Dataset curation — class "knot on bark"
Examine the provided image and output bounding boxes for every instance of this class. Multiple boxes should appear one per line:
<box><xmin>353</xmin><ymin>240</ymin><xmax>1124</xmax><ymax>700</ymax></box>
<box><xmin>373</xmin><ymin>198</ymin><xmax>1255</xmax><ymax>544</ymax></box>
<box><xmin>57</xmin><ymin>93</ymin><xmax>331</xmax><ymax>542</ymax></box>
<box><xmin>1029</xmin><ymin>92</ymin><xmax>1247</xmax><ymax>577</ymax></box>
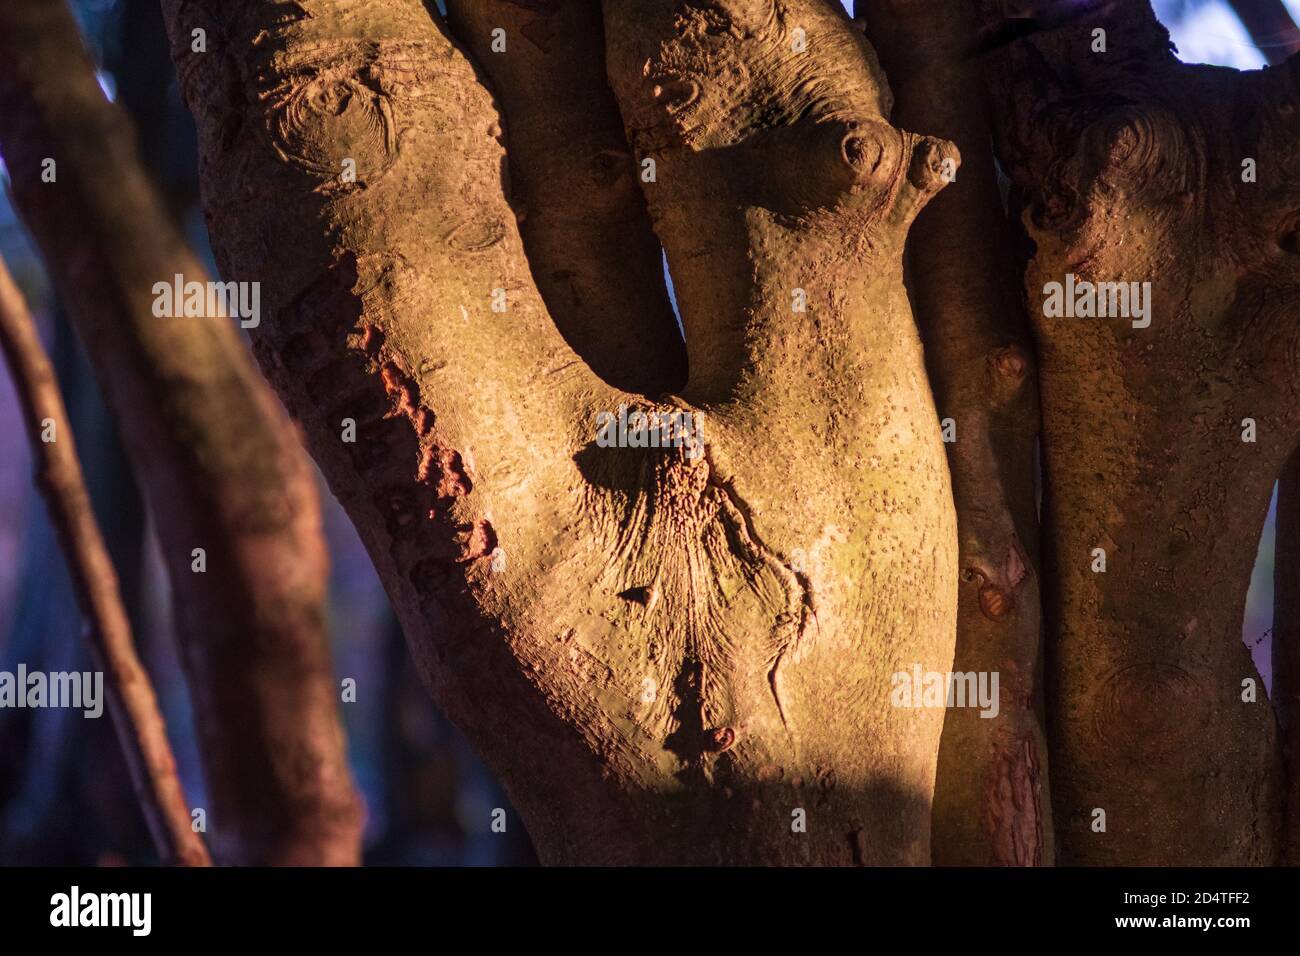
<box><xmin>1026</xmin><ymin>101</ymin><xmax>1199</xmax><ymax>239</ymax></box>
<box><xmin>1029</xmin><ymin>103</ymin><xmax>1196</xmax><ymax>229</ymax></box>
<box><xmin>766</xmin><ymin>116</ymin><xmax>903</xmax><ymax>213</ymax></box>
<box><xmin>1088</xmin><ymin>106</ymin><xmax>1190</xmax><ymax>191</ymax></box>
<box><xmin>748</xmin><ymin>115</ymin><xmax>956</xmax><ymax>225</ymax></box>
<box><xmin>979</xmin><ymin>582</ymin><xmax>1014</xmax><ymax>620</ymax></box>
<box><xmin>265</xmin><ymin>55</ymin><xmax>398</xmax><ymax>185</ymax></box>
<box><xmin>706</xmin><ymin>726</ymin><xmax>737</xmax><ymax>752</ymax></box>
<box><xmin>964</xmin><ymin>535</ymin><xmax>1030</xmax><ymax>622</ymax></box>
<box><xmin>907</xmin><ymin>135</ymin><xmax>960</xmax><ymax>194</ymax></box>
<box><xmin>1093</xmin><ymin>662</ymin><xmax>1210</xmax><ymax>764</ymax></box>
<box><xmin>614</xmin><ymin>0</ymin><xmax>889</xmax><ymax>153</ymax></box>
<box><xmin>705</xmin><ymin>0</ymin><xmax>778</xmax><ymax>34</ymax></box>
<box><xmin>989</xmin><ymin>344</ymin><xmax>1029</xmax><ymax>383</ymax></box>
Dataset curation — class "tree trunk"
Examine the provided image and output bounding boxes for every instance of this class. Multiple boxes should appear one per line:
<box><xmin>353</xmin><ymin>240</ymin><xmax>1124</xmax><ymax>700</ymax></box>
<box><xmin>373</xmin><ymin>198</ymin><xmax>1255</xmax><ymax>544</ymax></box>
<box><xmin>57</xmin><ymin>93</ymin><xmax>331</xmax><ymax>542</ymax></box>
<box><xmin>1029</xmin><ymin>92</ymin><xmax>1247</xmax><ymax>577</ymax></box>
<box><xmin>978</xmin><ymin>0</ymin><xmax>1295</xmax><ymax>864</ymax></box>
<box><xmin>160</xmin><ymin>0</ymin><xmax>959</xmax><ymax>864</ymax></box>
<box><xmin>1230</xmin><ymin>0</ymin><xmax>1300</xmax><ymax>870</ymax></box>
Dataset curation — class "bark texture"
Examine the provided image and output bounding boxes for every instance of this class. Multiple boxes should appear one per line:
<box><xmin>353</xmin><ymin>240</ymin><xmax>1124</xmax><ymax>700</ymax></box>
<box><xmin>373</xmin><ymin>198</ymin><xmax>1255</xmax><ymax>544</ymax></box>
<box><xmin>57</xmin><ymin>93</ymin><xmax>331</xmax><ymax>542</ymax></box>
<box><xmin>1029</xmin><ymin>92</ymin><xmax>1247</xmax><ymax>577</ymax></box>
<box><xmin>979</xmin><ymin>0</ymin><xmax>1298</xmax><ymax>864</ymax></box>
<box><xmin>162</xmin><ymin>0</ymin><xmax>957</xmax><ymax>864</ymax></box>
<box><xmin>0</xmin><ymin>0</ymin><xmax>362</xmax><ymax>865</ymax></box>
<box><xmin>0</xmin><ymin>255</ymin><xmax>210</xmax><ymax>867</ymax></box>
<box><xmin>1233</xmin><ymin>0</ymin><xmax>1300</xmax><ymax>870</ymax></box>
<box><xmin>858</xmin><ymin>0</ymin><xmax>1051</xmax><ymax>866</ymax></box>
<box><xmin>443</xmin><ymin>0</ymin><xmax>687</xmax><ymax>395</ymax></box>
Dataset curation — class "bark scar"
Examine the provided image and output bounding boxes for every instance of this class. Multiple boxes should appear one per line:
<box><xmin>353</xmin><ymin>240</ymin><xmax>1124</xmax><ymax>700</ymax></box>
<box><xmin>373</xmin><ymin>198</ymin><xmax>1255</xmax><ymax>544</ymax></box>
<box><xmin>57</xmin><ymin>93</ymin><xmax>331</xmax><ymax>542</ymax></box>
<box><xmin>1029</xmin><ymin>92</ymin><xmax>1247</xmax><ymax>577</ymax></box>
<box><xmin>702</xmin><ymin>448</ymin><xmax>816</xmax><ymax>741</ymax></box>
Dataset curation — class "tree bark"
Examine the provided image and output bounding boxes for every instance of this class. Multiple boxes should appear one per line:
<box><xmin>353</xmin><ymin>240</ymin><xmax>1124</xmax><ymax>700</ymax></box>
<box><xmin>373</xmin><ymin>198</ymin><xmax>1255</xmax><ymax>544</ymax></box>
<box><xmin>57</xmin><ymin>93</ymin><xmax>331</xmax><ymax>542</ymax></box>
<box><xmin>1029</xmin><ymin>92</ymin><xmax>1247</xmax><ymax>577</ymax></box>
<box><xmin>161</xmin><ymin>0</ymin><xmax>958</xmax><ymax>864</ymax></box>
<box><xmin>1233</xmin><ymin>0</ymin><xmax>1300</xmax><ymax>874</ymax></box>
<box><xmin>443</xmin><ymin>0</ymin><xmax>687</xmax><ymax>395</ymax></box>
<box><xmin>0</xmin><ymin>255</ymin><xmax>210</xmax><ymax>867</ymax></box>
<box><xmin>0</xmin><ymin>0</ymin><xmax>362</xmax><ymax>865</ymax></box>
<box><xmin>978</xmin><ymin>0</ymin><xmax>1295</xmax><ymax>864</ymax></box>
<box><xmin>858</xmin><ymin>0</ymin><xmax>1052</xmax><ymax>866</ymax></box>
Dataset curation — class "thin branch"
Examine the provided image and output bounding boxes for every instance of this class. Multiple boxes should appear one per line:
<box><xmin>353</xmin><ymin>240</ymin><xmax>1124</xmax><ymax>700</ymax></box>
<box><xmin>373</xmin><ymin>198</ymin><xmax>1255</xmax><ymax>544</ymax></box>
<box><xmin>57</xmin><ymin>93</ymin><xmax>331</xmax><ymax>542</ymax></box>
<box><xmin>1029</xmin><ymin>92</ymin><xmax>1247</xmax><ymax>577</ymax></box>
<box><xmin>0</xmin><ymin>0</ymin><xmax>361</xmax><ymax>863</ymax></box>
<box><xmin>1226</xmin><ymin>0</ymin><xmax>1300</xmax><ymax>65</ymax></box>
<box><xmin>0</xmin><ymin>255</ymin><xmax>209</xmax><ymax>867</ymax></box>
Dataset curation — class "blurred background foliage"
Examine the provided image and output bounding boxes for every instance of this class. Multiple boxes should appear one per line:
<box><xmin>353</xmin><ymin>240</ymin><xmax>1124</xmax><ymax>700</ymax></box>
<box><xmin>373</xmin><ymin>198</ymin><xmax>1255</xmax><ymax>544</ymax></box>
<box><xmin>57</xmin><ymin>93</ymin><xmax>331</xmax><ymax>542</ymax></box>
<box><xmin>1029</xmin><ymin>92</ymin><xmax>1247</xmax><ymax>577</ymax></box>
<box><xmin>0</xmin><ymin>0</ymin><xmax>1288</xmax><ymax>865</ymax></box>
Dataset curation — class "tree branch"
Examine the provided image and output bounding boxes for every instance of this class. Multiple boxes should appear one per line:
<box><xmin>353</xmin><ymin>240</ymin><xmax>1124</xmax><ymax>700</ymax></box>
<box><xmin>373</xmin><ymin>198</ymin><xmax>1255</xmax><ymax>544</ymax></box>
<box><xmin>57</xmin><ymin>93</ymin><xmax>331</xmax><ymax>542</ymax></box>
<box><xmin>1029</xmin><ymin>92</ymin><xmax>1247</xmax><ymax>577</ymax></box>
<box><xmin>858</xmin><ymin>0</ymin><xmax>1051</xmax><ymax>866</ymax></box>
<box><xmin>160</xmin><ymin>0</ymin><xmax>648</xmax><ymax>862</ymax></box>
<box><xmin>977</xmin><ymin>0</ymin><xmax>1296</xmax><ymax>863</ymax></box>
<box><xmin>0</xmin><ymin>0</ymin><xmax>361</xmax><ymax>864</ymax></box>
<box><xmin>597</xmin><ymin>0</ymin><xmax>961</xmax><ymax>862</ymax></box>
<box><xmin>443</xmin><ymin>0</ymin><xmax>687</xmax><ymax>395</ymax></box>
<box><xmin>0</xmin><ymin>255</ymin><xmax>209</xmax><ymax>867</ymax></box>
<box><xmin>1227</xmin><ymin>0</ymin><xmax>1300</xmax><ymax>65</ymax></box>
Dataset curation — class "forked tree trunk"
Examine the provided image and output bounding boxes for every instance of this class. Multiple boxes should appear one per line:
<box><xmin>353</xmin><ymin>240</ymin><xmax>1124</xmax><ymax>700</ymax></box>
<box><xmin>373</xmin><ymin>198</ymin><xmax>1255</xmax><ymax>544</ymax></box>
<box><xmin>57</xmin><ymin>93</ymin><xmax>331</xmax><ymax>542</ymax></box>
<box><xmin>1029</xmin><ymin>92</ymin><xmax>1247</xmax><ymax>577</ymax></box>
<box><xmin>159</xmin><ymin>0</ymin><xmax>959</xmax><ymax>864</ymax></box>
<box><xmin>147</xmin><ymin>0</ymin><xmax>1300</xmax><ymax>865</ymax></box>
